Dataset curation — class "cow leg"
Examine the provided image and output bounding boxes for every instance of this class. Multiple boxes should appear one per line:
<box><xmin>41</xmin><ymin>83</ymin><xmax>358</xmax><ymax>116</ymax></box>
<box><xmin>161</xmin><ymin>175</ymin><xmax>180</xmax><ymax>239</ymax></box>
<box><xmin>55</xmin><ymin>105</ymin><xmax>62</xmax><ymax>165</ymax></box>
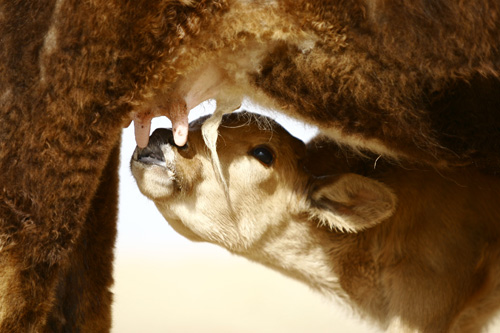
<box><xmin>44</xmin><ymin>140</ymin><xmax>120</xmax><ymax>332</ymax></box>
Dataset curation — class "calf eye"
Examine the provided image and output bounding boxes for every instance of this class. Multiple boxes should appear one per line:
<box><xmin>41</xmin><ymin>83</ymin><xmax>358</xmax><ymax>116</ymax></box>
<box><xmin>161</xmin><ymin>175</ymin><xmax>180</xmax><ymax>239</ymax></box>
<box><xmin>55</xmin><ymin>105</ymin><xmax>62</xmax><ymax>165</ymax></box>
<box><xmin>250</xmin><ymin>146</ymin><xmax>275</xmax><ymax>166</ymax></box>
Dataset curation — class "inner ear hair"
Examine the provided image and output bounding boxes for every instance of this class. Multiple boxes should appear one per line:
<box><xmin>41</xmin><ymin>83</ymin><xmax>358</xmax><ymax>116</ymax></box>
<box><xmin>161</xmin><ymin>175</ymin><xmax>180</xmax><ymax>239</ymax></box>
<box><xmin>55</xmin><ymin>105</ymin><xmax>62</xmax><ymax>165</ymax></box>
<box><xmin>308</xmin><ymin>173</ymin><xmax>397</xmax><ymax>233</ymax></box>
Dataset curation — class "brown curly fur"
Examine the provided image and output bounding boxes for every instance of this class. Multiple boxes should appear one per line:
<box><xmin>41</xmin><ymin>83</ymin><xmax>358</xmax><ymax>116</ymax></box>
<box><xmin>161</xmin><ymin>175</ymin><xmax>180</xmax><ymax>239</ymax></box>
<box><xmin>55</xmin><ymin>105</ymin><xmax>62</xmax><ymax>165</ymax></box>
<box><xmin>0</xmin><ymin>1</ymin><xmax>222</xmax><ymax>330</ymax></box>
<box><xmin>0</xmin><ymin>0</ymin><xmax>498</xmax><ymax>330</ymax></box>
<box><xmin>251</xmin><ymin>0</ymin><xmax>500</xmax><ymax>170</ymax></box>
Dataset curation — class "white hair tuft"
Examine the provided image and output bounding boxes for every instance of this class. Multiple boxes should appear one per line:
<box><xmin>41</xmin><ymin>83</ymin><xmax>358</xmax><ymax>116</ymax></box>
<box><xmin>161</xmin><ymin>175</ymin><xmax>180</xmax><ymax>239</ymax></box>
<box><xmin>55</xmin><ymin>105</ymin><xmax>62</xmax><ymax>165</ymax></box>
<box><xmin>201</xmin><ymin>96</ymin><xmax>243</xmax><ymax>202</ymax></box>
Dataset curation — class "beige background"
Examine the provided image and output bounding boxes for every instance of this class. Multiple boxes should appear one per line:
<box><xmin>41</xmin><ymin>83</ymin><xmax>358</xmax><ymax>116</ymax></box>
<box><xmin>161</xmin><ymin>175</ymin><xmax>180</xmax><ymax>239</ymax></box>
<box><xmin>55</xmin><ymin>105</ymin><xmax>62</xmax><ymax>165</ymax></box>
<box><xmin>112</xmin><ymin>247</ymin><xmax>380</xmax><ymax>333</ymax></box>
<box><xmin>112</xmin><ymin>103</ymin><xmax>500</xmax><ymax>332</ymax></box>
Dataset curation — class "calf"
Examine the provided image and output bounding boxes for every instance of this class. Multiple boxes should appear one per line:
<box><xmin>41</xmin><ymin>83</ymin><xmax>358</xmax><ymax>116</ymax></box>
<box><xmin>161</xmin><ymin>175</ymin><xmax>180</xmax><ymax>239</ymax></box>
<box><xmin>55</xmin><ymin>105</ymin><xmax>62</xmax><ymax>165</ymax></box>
<box><xmin>131</xmin><ymin>112</ymin><xmax>500</xmax><ymax>332</ymax></box>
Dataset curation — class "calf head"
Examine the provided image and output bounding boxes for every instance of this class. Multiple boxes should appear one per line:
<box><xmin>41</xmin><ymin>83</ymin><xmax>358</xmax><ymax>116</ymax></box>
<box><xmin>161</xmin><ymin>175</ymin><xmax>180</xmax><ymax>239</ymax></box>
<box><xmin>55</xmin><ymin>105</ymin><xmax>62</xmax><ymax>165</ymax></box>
<box><xmin>131</xmin><ymin>112</ymin><xmax>396</xmax><ymax>251</ymax></box>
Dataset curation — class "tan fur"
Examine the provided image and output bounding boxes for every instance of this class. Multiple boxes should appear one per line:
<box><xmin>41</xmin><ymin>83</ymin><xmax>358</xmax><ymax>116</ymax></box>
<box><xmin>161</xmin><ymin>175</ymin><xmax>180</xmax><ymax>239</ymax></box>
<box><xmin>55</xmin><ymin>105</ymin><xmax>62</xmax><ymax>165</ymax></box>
<box><xmin>0</xmin><ymin>258</ymin><xmax>21</xmax><ymax>325</ymax></box>
<box><xmin>132</xmin><ymin>112</ymin><xmax>500</xmax><ymax>332</ymax></box>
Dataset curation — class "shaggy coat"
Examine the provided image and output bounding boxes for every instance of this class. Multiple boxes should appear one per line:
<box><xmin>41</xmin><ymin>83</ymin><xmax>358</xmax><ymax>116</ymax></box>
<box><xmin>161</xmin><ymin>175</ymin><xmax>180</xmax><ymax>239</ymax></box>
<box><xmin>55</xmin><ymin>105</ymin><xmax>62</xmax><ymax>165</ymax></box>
<box><xmin>0</xmin><ymin>0</ymin><xmax>499</xmax><ymax>330</ymax></box>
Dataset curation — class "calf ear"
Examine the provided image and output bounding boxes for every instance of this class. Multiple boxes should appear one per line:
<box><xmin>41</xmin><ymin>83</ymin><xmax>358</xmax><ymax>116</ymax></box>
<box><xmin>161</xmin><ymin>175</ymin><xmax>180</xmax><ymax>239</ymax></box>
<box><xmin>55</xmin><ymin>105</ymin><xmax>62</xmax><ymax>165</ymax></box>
<box><xmin>308</xmin><ymin>173</ymin><xmax>396</xmax><ymax>232</ymax></box>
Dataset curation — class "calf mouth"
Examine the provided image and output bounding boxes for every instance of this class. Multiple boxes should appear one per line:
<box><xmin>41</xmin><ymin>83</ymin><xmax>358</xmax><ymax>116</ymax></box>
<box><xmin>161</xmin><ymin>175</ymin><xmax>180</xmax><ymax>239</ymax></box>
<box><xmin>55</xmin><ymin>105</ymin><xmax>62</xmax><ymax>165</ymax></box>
<box><xmin>131</xmin><ymin>129</ymin><xmax>181</xmax><ymax>199</ymax></box>
<box><xmin>133</xmin><ymin>145</ymin><xmax>167</xmax><ymax>168</ymax></box>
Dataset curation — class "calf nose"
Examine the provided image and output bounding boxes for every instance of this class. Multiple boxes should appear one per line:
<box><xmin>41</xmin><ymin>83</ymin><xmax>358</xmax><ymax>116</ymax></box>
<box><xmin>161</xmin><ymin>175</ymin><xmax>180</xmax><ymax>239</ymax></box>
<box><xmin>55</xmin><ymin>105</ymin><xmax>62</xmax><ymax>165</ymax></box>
<box><xmin>151</xmin><ymin>128</ymin><xmax>188</xmax><ymax>150</ymax></box>
<box><xmin>135</xmin><ymin>128</ymin><xmax>171</xmax><ymax>164</ymax></box>
<box><xmin>135</xmin><ymin>128</ymin><xmax>188</xmax><ymax>164</ymax></box>
<box><xmin>149</xmin><ymin>128</ymin><xmax>174</xmax><ymax>147</ymax></box>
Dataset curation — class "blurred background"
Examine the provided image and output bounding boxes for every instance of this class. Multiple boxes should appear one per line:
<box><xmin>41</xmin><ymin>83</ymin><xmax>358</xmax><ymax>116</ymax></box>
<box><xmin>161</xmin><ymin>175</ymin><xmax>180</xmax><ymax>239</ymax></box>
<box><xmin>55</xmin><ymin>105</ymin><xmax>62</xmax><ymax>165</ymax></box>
<box><xmin>111</xmin><ymin>101</ymin><xmax>500</xmax><ymax>332</ymax></box>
